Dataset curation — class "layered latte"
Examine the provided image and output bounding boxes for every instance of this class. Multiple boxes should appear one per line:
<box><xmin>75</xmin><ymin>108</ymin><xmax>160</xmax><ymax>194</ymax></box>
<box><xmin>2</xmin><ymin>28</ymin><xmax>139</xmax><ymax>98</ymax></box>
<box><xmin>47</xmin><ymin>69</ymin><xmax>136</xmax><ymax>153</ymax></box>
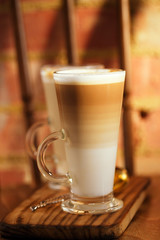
<box><xmin>54</xmin><ymin>69</ymin><xmax>125</xmax><ymax>197</ymax></box>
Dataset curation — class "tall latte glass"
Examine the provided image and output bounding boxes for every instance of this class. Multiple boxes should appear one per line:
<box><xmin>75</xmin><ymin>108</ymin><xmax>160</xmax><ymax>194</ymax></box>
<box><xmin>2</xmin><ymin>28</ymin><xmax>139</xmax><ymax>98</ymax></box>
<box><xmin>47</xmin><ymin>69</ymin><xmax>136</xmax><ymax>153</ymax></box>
<box><xmin>37</xmin><ymin>68</ymin><xmax>125</xmax><ymax>214</ymax></box>
<box><xmin>26</xmin><ymin>64</ymin><xmax>104</xmax><ymax>188</ymax></box>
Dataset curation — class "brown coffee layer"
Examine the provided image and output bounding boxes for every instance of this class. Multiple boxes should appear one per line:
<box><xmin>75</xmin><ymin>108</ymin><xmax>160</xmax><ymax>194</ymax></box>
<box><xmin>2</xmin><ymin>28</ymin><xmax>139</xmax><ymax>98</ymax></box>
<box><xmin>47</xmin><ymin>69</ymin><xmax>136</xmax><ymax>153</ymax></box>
<box><xmin>56</xmin><ymin>81</ymin><xmax>124</xmax><ymax>148</ymax></box>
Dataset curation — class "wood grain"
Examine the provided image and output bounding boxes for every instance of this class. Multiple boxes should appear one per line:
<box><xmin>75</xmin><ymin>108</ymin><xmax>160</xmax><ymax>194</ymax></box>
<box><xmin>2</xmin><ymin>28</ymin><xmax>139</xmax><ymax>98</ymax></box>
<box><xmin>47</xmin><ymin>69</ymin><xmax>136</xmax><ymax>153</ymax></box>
<box><xmin>119</xmin><ymin>176</ymin><xmax>160</xmax><ymax>240</ymax></box>
<box><xmin>0</xmin><ymin>185</ymin><xmax>35</xmax><ymax>221</ymax></box>
<box><xmin>0</xmin><ymin>177</ymin><xmax>150</xmax><ymax>239</ymax></box>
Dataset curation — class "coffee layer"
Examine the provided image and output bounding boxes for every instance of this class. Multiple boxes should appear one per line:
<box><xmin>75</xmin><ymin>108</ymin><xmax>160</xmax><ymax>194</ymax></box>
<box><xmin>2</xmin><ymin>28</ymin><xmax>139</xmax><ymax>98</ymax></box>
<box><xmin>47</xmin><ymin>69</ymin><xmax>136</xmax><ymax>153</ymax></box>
<box><xmin>56</xmin><ymin>81</ymin><xmax>124</xmax><ymax>148</ymax></box>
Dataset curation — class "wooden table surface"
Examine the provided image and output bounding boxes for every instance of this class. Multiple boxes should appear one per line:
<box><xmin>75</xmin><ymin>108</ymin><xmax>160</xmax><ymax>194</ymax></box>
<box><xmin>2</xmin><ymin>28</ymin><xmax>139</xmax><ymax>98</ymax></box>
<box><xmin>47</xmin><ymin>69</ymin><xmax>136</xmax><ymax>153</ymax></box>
<box><xmin>0</xmin><ymin>175</ymin><xmax>160</xmax><ymax>239</ymax></box>
<box><xmin>119</xmin><ymin>175</ymin><xmax>160</xmax><ymax>240</ymax></box>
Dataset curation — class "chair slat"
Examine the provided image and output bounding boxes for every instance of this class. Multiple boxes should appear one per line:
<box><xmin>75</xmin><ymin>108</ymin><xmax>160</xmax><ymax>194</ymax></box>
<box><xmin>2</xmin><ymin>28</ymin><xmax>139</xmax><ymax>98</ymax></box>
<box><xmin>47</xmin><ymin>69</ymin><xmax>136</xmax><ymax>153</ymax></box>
<box><xmin>10</xmin><ymin>0</ymin><xmax>41</xmax><ymax>186</ymax></box>
<box><xmin>117</xmin><ymin>0</ymin><xmax>134</xmax><ymax>175</ymax></box>
<box><xmin>62</xmin><ymin>0</ymin><xmax>78</xmax><ymax>65</ymax></box>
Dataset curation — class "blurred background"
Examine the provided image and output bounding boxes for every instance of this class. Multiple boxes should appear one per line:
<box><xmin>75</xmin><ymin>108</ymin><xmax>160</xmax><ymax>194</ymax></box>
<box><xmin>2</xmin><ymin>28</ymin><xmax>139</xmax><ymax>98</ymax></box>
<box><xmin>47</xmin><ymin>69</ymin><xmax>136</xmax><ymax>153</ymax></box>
<box><xmin>0</xmin><ymin>0</ymin><xmax>160</xmax><ymax>189</ymax></box>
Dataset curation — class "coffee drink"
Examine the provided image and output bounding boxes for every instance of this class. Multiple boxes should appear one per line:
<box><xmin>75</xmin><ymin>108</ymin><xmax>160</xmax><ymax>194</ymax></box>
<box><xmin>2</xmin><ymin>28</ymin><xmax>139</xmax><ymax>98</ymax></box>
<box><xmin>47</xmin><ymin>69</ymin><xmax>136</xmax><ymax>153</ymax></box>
<box><xmin>41</xmin><ymin>65</ymin><xmax>104</xmax><ymax>175</ymax></box>
<box><xmin>54</xmin><ymin>69</ymin><xmax>125</xmax><ymax>197</ymax></box>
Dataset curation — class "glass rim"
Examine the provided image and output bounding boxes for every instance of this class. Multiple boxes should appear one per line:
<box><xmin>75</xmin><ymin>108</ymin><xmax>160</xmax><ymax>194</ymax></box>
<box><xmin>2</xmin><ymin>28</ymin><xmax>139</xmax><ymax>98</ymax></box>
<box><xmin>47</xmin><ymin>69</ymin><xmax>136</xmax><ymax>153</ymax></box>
<box><xmin>54</xmin><ymin>68</ymin><xmax>125</xmax><ymax>76</ymax></box>
<box><xmin>40</xmin><ymin>65</ymin><xmax>105</xmax><ymax>81</ymax></box>
<box><xmin>40</xmin><ymin>64</ymin><xmax>104</xmax><ymax>74</ymax></box>
<box><xmin>53</xmin><ymin>68</ymin><xmax>125</xmax><ymax>85</ymax></box>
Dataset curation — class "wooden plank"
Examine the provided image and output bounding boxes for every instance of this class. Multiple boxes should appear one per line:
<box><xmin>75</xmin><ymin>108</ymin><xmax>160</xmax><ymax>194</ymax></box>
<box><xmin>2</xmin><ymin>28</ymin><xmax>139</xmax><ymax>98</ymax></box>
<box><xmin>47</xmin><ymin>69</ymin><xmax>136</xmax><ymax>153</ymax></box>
<box><xmin>0</xmin><ymin>176</ymin><xmax>150</xmax><ymax>239</ymax></box>
<box><xmin>0</xmin><ymin>185</ymin><xmax>35</xmax><ymax>221</ymax></box>
<box><xmin>119</xmin><ymin>176</ymin><xmax>160</xmax><ymax>240</ymax></box>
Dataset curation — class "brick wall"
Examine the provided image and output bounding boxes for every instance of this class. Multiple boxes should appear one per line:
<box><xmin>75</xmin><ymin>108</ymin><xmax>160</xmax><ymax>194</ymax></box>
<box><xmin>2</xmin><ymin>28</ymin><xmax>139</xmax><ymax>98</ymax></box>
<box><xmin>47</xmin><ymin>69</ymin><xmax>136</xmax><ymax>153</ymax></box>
<box><xmin>0</xmin><ymin>0</ymin><xmax>160</xmax><ymax>186</ymax></box>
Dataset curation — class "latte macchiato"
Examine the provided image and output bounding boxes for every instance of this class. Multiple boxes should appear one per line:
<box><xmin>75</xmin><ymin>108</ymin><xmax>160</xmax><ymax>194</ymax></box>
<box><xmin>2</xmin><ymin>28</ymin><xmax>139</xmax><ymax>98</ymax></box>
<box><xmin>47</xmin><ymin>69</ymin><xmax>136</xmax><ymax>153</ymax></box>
<box><xmin>41</xmin><ymin>65</ymin><xmax>104</xmax><ymax>175</ymax></box>
<box><xmin>37</xmin><ymin>68</ymin><xmax>125</xmax><ymax>214</ymax></box>
<box><xmin>54</xmin><ymin>69</ymin><xmax>125</xmax><ymax>197</ymax></box>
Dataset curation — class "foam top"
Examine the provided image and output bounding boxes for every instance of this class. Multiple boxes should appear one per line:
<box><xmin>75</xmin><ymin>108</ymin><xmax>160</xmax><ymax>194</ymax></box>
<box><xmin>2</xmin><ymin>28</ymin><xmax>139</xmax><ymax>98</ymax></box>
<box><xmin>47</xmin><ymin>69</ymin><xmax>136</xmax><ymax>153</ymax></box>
<box><xmin>53</xmin><ymin>69</ymin><xmax>125</xmax><ymax>85</ymax></box>
<box><xmin>40</xmin><ymin>65</ymin><xmax>104</xmax><ymax>82</ymax></box>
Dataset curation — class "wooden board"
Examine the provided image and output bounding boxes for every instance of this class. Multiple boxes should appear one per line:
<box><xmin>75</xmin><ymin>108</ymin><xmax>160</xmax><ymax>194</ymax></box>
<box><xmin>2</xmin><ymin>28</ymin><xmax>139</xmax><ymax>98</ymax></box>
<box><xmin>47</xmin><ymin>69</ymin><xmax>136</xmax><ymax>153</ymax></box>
<box><xmin>0</xmin><ymin>176</ymin><xmax>150</xmax><ymax>239</ymax></box>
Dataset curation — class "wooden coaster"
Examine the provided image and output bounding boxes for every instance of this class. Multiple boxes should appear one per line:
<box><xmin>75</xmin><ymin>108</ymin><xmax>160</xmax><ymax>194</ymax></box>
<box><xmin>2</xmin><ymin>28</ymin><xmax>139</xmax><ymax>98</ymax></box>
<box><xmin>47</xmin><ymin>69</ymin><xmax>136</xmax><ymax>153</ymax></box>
<box><xmin>0</xmin><ymin>176</ymin><xmax>150</xmax><ymax>239</ymax></box>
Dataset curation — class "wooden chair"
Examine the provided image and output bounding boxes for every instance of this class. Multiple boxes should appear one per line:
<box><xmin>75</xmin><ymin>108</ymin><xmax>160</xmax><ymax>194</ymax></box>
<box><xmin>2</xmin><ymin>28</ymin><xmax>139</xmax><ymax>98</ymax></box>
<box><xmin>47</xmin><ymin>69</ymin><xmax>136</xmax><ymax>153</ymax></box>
<box><xmin>2</xmin><ymin>2</ymin><xmax>160</xmax><ymax>240</ymax></box>
<box><xmin>65</xmin><ymin>0</ymin><xmax>134</xmax><ymax>176</ymax></box>
<box><xmin>1</xmin><ymin>0</ymin><xmax>133</xmax><ymax>219</ymax></box>
<box><xmin>0</xmin><ymin>0</ymin><xmax>78</xmax><ymax>220</ymax></box>
<box><xmin>9</xmin><ymin>0</ymin><xmax>79</xmax><ymax>188</ymax></box>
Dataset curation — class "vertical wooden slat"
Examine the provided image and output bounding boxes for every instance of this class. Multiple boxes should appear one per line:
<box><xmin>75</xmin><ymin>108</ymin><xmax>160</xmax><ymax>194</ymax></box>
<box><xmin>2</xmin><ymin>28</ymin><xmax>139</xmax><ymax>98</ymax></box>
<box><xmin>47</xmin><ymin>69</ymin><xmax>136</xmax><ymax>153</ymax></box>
<box><xmin>62</xmin><ymin>0</ymin><xmax>78</xmax><ymax>65</ymax></box>
<box><xmin>117</xmin><ymin>0</ymin><xmax>134</xmax><ymax>175</ymax></box>
<box><xmin>10</xmin><ymin>0</ymin><xmax>41</xmax><ymax>186</ymax></box>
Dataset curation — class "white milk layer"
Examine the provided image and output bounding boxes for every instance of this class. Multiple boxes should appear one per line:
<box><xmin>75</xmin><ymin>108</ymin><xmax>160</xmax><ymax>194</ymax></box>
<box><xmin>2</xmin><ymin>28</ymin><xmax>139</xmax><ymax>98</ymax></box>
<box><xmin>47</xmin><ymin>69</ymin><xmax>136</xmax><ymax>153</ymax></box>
<box><xmin>65</xmin><ymin>144</ymin><xmax>118</xmax><ymax>198</ymax></box>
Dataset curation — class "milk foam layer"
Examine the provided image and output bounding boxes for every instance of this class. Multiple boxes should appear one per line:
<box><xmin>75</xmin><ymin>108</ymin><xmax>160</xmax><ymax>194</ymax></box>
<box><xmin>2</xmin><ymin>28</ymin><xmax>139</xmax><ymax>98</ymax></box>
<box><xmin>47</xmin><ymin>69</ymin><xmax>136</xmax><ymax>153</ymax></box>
<box><xmin>54</xmin><ymin>69</ymin><xmax>125</xmax><ymax>85</ymax></box>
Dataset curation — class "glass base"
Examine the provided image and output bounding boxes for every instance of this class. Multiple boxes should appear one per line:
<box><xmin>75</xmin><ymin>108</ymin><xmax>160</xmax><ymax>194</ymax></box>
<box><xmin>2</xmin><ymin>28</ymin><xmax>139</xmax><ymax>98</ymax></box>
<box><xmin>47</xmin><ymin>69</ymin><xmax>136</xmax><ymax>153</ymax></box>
<box><xmin>48</xmin><ymin>182</ymin><xmax>69</xmax><ymax>190</ymax></box>
<box><xmin>61</xmin><ymin>193</ymin><xmax>123</xmax><ymax>215</ymax></box>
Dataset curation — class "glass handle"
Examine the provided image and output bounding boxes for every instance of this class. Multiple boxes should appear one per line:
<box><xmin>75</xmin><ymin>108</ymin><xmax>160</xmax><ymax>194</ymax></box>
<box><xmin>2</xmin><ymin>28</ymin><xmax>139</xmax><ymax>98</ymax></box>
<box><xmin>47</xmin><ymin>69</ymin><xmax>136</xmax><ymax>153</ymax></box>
<box><xmin>26</xmin><ymin>120</ymin><xmax>48</xmax><ymax>159</ymax></box>
<box><xmin>37</xmin><ymin>129</ymin><xmax>68</xmax><ymax>184</ymax></box>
